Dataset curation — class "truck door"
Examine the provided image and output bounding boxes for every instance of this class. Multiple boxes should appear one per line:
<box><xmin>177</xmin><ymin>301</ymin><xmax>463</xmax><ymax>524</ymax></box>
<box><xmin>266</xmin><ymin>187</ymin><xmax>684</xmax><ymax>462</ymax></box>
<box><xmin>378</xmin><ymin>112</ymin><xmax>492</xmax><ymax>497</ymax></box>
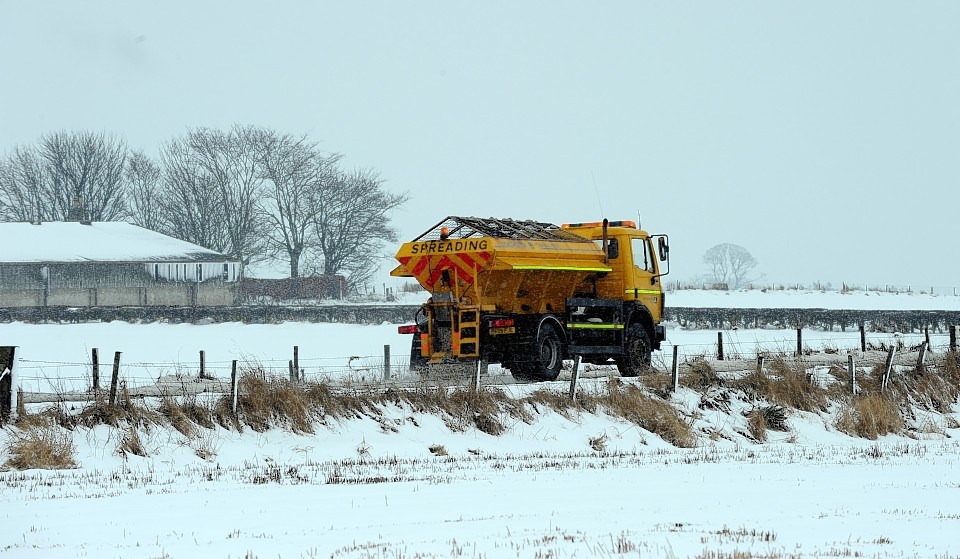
<box><xmin>626</xmin><ymin>236</ymin><xmax>663</xmax><ymax>322</ymax></box>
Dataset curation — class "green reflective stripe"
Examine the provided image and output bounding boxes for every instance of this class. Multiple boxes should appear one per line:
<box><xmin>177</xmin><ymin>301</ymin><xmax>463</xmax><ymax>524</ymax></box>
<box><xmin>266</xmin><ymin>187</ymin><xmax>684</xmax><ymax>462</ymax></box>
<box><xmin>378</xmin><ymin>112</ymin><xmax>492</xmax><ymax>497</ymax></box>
<box><xmin>513</xmin><ymin>265</ymin><xmax>612</xmax><ymax>272</ymax></box>
<box><xmin>566</xmin><ymin>323</ymin><xmax>624</xmax><ymax>330</ymax></box>
<box><xmin>624</xmin><ymin>289</ymin><xmax>662</xmax><ymax>295</ymax></box>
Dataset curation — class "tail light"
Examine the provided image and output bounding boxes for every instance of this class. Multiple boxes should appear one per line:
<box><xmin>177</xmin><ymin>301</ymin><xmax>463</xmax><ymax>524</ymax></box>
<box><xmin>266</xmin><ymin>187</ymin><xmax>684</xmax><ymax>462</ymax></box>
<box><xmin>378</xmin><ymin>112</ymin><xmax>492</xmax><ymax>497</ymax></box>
<box><xmin>397</xmin><ymin>324</ymin><xmax>419</xmax><ymax>334</ymax></box>
<box><xmin>489</xmin><ymin>318</ymin><xmax>514</xmax><ymax>328</ymax></box>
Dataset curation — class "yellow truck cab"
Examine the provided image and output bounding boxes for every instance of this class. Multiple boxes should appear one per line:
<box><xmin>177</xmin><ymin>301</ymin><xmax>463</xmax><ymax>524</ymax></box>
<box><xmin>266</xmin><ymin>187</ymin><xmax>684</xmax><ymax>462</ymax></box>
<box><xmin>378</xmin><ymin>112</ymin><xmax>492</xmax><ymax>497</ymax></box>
<box><xmin>391</xmin><ymin>216</ymin><xmax>669</xmax><ymax>381</ymax></box>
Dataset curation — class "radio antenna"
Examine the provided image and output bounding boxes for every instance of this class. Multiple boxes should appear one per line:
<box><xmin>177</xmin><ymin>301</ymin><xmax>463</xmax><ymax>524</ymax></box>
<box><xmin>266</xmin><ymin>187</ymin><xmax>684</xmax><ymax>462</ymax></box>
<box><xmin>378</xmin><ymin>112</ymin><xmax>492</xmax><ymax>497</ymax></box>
<box><xmin>591</xmin><ymin>171</ymin><xmax>604</xmax><ymax>217</ymax></box>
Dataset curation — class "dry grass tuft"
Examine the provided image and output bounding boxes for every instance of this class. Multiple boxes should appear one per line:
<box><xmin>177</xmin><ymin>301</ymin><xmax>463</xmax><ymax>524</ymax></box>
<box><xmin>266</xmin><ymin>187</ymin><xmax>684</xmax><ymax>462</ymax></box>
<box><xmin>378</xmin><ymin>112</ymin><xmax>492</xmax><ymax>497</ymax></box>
<box><xmin>583</xmin><ymin>379</ymin><xmax>696</xmax><ymax>448</ymax></box>
<box><xmin>524</xmin><ymin>389</ymin><xmax>578</xmax><ymax>418</ymax></box>
<box><xmin>743</xmin><ymin>359</ymin><xmax>828</xmax><ymax>413</ymax></box>
<box><xmin>118</xmin><ymin>425</ymin><xmax>148</xmax><ymax>457</ymax></box>
<box><xmin>744</xmin><ymin>406</ymin><xmax>786</xmax><ymax>442</ymax></box>
<box><xmin>236</xmin><ymin>370</ymin><xmax>315</xmax><ymax>433</ymax></box>
<box><xmin>834</xmin><ymin>394</ymin><xmax>903</xmax><ymax>440</ymax></box>
<box><xmin>879</xmin><ymin>352</ymin><xmax>960</xmax><ymax>414</ymax></box>
<box><xmin>746</xmin><ymin>408</ymin><xmax>768</xmax><ymax>442</ymax></box>
<box><xmin>3</xmin><ymin>421</ymin><xmax>77</xmax><ymax>470</ymax></box>
<box><xmin>683</xmin><ymin>359</ymin><xmax>722</xmax><ymax>390</ymax></box>
<box><xmin>589</xmin><ymin>432</ymin><xmax>609</xmax><ymax>451</ymax></box>
<box><xmin>158</xmin><ymin>398</ymin><xmax>197</xmax><ymax>437</ymax></box>
<box><xmin>735</xmin><ymin>369</ymin><xmax>774</xmax><ymax>402</ymax></box>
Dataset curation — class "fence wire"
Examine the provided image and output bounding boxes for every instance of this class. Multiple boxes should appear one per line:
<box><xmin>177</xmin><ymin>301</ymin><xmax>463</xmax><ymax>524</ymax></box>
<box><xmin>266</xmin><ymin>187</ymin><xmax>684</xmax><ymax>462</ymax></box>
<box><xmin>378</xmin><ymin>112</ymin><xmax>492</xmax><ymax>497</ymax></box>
<box><xmin>9</xmin><ymin>330</ymin><xmax>955</xmax><ymax>398</ymax></box>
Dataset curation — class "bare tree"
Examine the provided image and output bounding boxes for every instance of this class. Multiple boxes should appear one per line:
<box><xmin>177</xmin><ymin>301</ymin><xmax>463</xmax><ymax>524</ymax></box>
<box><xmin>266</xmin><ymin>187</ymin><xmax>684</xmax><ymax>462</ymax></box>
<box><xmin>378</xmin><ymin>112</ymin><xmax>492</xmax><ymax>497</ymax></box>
<box><xmin>159</xmin><ymin>136</ymin><xmax>230</xmax><ymax>255</ymax></box>
<box><xmin>185</xmin><ymin>126</ymin><xmax>267</xmax><ymax>265</ymax></box>
<box><xmin>253</xmin><ymin>129</ymin><xmax>341</xmax><ymax>277</ymax></box>
<box><xmin>40</xmin><ymin>130</ymin><xmax>128</xmax><ymax>221</ymax></box>
<box><xmin>702</xmin><ymin>243</ymin><xmax>758</xmax><ymax>289</ymax></box>
<box><xmin>0</xmin><ymin>146</ymin><xmax>51</xmax><ymax>221</ymax></box>
<box><xmin>125</xmin><ymin>150</ymin><xmax>164</xmax><ymax>232</ymax></box>
<box><xmin>308</xmin><ymin>168</ymin><xmax>409</xmax><ymax>290</ymax></box>
<box><xmin>159</xmin><ymin>126</ymin><xmax>267</xmax><ymax>264</ymax></box>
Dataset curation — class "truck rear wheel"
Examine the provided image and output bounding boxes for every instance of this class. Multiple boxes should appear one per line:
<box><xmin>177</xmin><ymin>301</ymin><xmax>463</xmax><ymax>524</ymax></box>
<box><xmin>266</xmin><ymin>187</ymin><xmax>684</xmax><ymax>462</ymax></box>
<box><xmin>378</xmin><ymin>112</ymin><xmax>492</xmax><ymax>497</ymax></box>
<box><xmin>511</xmin><ymin>324</ymin><xmax>563</xmax><ymax>382</ymax></box>
<box><xmin>617</xmin><ymin>324</ymin><xmax>652</xmax><ymax>377</ymax></box>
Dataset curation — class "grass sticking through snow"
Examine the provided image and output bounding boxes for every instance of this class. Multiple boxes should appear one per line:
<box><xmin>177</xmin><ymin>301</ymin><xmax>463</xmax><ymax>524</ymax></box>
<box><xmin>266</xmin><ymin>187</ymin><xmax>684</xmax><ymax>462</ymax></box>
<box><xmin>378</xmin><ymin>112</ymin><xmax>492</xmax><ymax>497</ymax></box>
<box><xmin>3</xmin><ymin>420</ymin><xmax>77</xmax><ymax>470</ymax></box>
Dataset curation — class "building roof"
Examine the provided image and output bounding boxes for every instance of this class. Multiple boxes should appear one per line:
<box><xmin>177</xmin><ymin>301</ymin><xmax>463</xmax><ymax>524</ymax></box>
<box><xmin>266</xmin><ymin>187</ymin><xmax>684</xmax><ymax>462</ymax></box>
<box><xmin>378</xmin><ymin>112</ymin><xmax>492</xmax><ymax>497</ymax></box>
<box><xmin>0</xmin><ymin>222</ymin><xmax>233</xmax><ymax>264</ymax></box>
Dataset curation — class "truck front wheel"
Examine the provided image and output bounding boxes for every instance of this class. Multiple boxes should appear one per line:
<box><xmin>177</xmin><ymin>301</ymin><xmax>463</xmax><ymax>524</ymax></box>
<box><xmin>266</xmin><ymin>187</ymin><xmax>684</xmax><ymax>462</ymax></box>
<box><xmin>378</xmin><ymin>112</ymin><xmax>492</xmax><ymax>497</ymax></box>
<box><xmin>617</xmin><ymin>324</ymin><xmax>652</xmax><ymax>377</ymax></box>
<box><xmin>511</xmin><ymin>324</ymin><xmax>563</xmax><ymax>382</ymax></box>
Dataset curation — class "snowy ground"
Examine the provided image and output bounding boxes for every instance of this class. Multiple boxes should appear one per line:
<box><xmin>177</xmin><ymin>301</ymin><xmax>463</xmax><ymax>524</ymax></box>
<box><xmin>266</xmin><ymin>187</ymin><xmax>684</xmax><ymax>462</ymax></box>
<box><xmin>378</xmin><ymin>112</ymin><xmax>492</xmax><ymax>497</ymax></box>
<box><xmin>2</xmin><ymin>291</ymin><xmax>960</xmax><ymax>558</ymax></box>
<box><xmin>667</xmin><ymin>287</ymin><xmax>960</xmax><ymax>310</ymax></box>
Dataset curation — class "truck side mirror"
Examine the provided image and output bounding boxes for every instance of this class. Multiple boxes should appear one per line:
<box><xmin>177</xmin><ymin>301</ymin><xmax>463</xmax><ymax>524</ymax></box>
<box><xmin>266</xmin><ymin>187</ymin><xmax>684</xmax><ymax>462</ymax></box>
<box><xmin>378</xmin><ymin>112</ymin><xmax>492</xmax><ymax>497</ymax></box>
<box><xmin>658</xmin><ymin>237</ymin><xmax>669</xmax><ymax>261</ymax></box>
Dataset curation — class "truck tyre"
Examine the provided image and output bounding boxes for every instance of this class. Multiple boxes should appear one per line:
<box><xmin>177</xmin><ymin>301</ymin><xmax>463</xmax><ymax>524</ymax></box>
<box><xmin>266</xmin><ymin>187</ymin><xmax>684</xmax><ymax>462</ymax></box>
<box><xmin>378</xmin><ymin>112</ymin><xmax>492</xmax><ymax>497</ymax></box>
<box><xmin>617</xmin><ymin>324</ymin><xmax>652</xmax><ymax>377</ymax></box>
<box><xmin>511</xmin><ymin>324</ymin><xmax>563</xmax><ymax>382</ymax></box>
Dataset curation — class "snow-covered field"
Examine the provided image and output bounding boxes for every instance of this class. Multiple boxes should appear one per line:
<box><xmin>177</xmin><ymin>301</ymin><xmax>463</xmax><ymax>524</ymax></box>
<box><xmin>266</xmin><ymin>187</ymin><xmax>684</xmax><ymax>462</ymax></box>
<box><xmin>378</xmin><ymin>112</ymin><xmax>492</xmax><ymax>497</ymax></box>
<box><xmin>2</xmin><ymin>290</ymin><xmax>960</xmax><ymax>559</ymax></box>
<box><xmin>667</xmin><ymin>287</ymin><xmax>960</xmax><ymax>310</ymax></box>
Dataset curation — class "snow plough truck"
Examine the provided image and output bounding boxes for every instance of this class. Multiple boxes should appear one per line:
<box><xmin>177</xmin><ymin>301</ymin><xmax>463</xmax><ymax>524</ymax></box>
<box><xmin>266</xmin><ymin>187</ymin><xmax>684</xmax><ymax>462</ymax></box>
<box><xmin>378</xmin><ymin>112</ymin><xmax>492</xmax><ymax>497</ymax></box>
<box><xmin>391</xmin><ymin>216</ymin><xmax>670</xmax><ymax>381</ymax></box>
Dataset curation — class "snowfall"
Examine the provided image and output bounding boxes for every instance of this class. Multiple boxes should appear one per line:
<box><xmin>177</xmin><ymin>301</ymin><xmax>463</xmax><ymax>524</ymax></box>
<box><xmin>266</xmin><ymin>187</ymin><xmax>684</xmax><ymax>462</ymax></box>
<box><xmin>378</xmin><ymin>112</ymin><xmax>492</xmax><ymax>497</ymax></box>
<box><xmin>2</xmin><ymin>289</ymin><xmax>960</xmax><ymax>559</ymax></box>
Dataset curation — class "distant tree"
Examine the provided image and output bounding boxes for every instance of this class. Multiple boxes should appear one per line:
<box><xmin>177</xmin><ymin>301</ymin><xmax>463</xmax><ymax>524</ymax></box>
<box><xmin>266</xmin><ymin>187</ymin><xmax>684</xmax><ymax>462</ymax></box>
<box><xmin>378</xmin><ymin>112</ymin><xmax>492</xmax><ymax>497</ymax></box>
<box><xmin>40</xmin><ymin>130</ymin><xmax>128</xmax><ymax>221</ymax></box>
<box><xmin>702</xmin><ymin>243</ymin><xmax>758</xmax><ymax>289</ymax></box>
<box><xmin>159</xmin><ymin>135</ymin><xmax>230</xmax><ymax>255</ymax></box>
<box><xmin>252</xmin><ymin>129</ymin><xmax>341</xmax><ymax>277</ymax></box>
<box><xmin>125</xmin><ymin>150</ymin><xmax>164</xmax><ymax>232</ymax></box>
<box><xmin>160</xmin><ymin>126</ymin><xmax>267</xmax><ymax>264</ymax></box>
<box><xmin>0</xmin><ymin>146</ymin><xmax>50</xmax><ymax>221</ymax></box>
<box><xmin>307</xmin><ymin>168</ymin><xmax>409</xmax><ymax>290</ymax></box>
<box><xmin>187</xmin><ymin>126</ymin><xmax>267</xmax><ymax>265</ymax></box>
<box><xmin>0</xmin><ymin>131</ymin><xmax>127</xmax><ymax>222</ymax></box>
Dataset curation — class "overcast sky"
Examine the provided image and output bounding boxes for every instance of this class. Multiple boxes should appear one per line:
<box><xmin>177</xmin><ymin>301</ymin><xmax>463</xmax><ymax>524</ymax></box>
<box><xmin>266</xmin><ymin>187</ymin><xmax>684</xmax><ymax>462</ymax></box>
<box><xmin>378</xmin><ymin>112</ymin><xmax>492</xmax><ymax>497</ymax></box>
<box><xmin>2</xmin><ymin>2</ymin><xmax>958</xmax><ymax>288</ymax></box>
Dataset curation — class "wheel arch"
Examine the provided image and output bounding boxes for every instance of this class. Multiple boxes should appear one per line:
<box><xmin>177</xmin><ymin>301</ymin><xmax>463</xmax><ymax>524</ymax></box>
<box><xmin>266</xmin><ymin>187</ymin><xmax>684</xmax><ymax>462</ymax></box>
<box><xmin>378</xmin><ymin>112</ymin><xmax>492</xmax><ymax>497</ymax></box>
<box><xmin>625</xmin><ymin>302</ymin><xmax>658</xmax><ymax>349</ymax></box>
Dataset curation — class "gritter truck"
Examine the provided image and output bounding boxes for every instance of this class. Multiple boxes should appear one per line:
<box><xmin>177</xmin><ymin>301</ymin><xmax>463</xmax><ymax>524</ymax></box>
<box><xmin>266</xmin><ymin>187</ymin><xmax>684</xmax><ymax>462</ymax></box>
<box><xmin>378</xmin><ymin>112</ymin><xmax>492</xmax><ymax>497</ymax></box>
<box><xmin>391</xmin><ymin>216</ymin><xmax>670</xmax><ymax>381</ymax></box>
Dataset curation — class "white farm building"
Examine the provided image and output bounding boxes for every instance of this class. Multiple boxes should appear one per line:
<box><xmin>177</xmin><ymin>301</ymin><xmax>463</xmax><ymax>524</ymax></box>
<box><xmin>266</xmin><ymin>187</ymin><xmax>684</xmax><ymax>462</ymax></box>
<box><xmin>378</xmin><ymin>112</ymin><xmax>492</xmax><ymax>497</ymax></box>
<box><xmin>0</xmin><ymin>222</ymin><xmax>240</xmax><ymax>307</ymax></box>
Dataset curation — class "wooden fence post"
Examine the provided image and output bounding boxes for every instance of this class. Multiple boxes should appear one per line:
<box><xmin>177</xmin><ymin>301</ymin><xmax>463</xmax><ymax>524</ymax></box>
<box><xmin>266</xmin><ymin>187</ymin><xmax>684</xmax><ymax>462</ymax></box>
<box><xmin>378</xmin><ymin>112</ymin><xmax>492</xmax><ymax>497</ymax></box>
<box><xmin>860</xmin><ymin>324</ymin><xmax>867</xmax><ymax>353</ymax></box>
<box><xmin>293</xmin><ymin>346</ymin><xmax>299</xmax><ymax>382</ymax></box>
<box><xmin>569</xmin><ymin>355</ymin><xmax>582</xmax><ymax>401</ymax></box>
<box><xmin>925</xmin><ymin>327</ymin><xmax>931</xmax><ymax>353</ymax></box>
<box><xmin>717</xmin><ymin>332</ymin><xmax>724</xmax><ymax>361</ymax></box>
<box><xmin>231</xmin><ymin>360</ymin><xmax>239</xmax><ymax>416</ymax></box>
<box><xmin>288</xmin><ymin>360</ymin><xmax>295</xmax><ymax>382</ymax></box>
<box><xmin>91</xmin><ymin>348</ymin><xmax>100</xmax><ymax>392</ymax></box>
<box><xmin>916</xmin><ymin>342</ymin><xmax>928</xmax><ymax>370</ymax></box>
<box><xmin>199</xmin><ymin>350</ymin><xmax>206</xmax><ymax>379</ymax></box>
<box><xmin>796</xmin><ymin>328</ymin><xmax>802</xmax><ymax>357</ymax></box>
<box><xmin>671</xmin><ymin>346</ymin><xmax>680</xmax><ymax>392</ymax></box>
<box><xmin>881</xmin><ymin>347</ymin><xmax>896</xmax><ymax>392</ymax></box>
<box><xmin>848</xmin><ymin>354</ymin><xmax>856</xmax><ymax>395</ymax></box>
<box><xmin>383</xmin><ymin>345</ymin><xmax>391</xmax><ymax>380</ymax></box>
<box><xmin>757</xmin><ymin>354</ymin><xmax>765</xmax><ymax>374</ymax></box>
<box><xmin>109</xmin><ymin>351</ymin><xmax>121</xmax><ymax>406</ymax></box>
<box><xmin>951</xmin><ymin>325</ymin><xmax>957</xmax><ymax>353</ymax></box>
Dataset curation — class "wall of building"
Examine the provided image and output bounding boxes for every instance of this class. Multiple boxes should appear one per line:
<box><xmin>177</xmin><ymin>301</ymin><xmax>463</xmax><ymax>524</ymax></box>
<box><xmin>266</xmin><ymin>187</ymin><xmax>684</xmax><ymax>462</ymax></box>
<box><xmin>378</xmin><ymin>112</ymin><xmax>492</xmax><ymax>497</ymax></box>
<box><xmin>0</xmin><ymin>261</ymin><xmax>240</xmax><ymax>307</ymax></box>
<box><xmin>0</xmin><ymin>289</ymin><xmax>43</xmax><ymax>307</ymax></box>
<box><xmin>0</xmin><ymin>284</ymin><xmax>238</xmax><ymax>308</ymax></box>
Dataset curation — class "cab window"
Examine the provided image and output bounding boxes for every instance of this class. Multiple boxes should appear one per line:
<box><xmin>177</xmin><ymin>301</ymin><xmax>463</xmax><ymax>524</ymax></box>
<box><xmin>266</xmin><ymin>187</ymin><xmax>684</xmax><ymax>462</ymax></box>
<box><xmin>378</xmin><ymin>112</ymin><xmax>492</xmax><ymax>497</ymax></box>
<box><xmin>631</xmin><ymin>238</ymin><xmax>654</xmax><ymax>272</ymax></box>
<box><xmin>593</xmin><ymin>238</ymin><xmax>619</xmax><ymax>259</ymax></box>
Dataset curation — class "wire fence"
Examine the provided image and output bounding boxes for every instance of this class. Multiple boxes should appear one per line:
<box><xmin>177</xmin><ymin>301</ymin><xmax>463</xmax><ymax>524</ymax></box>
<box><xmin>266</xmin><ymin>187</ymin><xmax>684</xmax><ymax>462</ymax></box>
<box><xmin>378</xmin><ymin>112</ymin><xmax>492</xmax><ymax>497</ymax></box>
<box><xmin>8</xmin><ymin>327</ymin><xmax>956</xmax><ymax>401</ymax></box>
